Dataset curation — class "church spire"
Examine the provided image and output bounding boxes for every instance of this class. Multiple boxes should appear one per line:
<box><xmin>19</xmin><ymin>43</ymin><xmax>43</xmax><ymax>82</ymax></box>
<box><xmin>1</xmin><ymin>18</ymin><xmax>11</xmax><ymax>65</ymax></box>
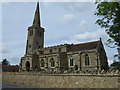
<box><xmin>33</xmin><ymin>2</ymin><xmax>40</xmax><ymax>27</ymax></box>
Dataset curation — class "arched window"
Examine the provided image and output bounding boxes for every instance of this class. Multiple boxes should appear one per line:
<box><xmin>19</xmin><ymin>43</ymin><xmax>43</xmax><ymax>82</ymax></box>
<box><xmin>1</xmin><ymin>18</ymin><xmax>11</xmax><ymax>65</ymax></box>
<box><xmin>70</xmin><ymin>57</ymin><xmax>74</xmax><ymax>66</ymax></box>
<box><xmin>50</xmin><ymin>58</ymin><xmax>55</xmax><ymax>67</ymax></box>
<box><xmin>41</xmin><ymin>59</ymin><xmax>44</xmax><ymax>67</ymax></box>
<box><xmin>85</xmin><ymin>54</ymin><xmax>90</xmax><ymax>66</ymax></box>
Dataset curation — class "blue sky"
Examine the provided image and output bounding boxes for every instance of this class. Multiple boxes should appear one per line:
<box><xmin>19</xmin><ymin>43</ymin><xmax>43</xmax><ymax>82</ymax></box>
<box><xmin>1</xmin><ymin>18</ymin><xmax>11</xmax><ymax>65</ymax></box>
<box><xmin>1</xmin><ymin>2</ymin><xmax>117</xmax><ymax>65</ymax></box>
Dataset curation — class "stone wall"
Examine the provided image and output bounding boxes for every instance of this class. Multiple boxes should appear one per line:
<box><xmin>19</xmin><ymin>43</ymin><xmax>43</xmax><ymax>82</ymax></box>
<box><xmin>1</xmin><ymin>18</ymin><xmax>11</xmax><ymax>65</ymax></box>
<box><xmin>43</xmin><ymin>44</ymin><xmax>68</xmax><ymax>54</ymax></box>
<box><xmin>2</xmin><ymin>72</ymin><xmax>120</xmax><ymax>88</ymax></box>
<box><xmin>67</xmin><ymin>50</ymin><xmax>98</xmax><ymax>71</ymax></box>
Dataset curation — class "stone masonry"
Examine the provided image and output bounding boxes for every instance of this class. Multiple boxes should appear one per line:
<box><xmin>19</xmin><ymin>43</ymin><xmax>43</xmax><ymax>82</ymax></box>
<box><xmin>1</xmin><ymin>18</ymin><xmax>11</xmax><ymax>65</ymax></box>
<box><xmin>20</xmin><ymin>2</ymin><xmax>108</xmax><ymax>72</ymax></box>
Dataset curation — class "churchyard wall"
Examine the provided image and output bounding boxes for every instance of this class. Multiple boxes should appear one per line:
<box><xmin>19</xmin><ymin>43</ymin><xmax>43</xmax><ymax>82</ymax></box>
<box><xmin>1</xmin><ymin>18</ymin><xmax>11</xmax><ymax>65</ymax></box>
<box><xmin>2</xmin><ymin>71</ymin><xmax>120</xmax><ymax>88</ymax></box>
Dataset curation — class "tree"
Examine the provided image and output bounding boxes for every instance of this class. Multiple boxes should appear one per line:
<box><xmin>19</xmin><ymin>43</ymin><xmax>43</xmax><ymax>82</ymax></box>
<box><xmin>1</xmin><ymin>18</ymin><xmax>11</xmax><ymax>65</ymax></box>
<box><xmin>110</xmin><ymin>61</ymin><xmax>120</xmax><ymax>70</ymax></box>
<box><xmin>2</xmin><ymin>59</ymin><xmax>10</xmax><ymax>65</ymax></box>
<box><xmin>95</xmin><ymin>1</ymin><xmax>120</xmax><ymax>61</ymax></box>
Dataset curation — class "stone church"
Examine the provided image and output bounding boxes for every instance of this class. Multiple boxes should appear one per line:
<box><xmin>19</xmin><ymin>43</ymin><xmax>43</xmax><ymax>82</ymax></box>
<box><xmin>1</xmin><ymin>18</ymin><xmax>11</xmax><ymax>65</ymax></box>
<box><xmin>20</xmin><ymin>2</ymin><xmax>108</xmax><ymax>72</ymax></box>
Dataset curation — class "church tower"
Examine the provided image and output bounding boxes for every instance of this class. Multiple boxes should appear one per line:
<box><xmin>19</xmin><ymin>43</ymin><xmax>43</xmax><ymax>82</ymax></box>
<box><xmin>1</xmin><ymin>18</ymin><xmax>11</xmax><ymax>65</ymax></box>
<box><xmin>20</xmin><ymin>2</ymin><xmax>44</xmax><ymax>72</ymax></box>
<box><xmin>26</xmin><ymin>2</ymin><xmax>44</xmax><ymax>54</ymax></box>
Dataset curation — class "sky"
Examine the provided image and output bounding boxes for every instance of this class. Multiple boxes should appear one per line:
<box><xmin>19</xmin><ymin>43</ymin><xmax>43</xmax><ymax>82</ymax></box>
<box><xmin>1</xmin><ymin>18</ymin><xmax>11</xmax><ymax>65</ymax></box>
<box><xmin>1</xmin><ymin>1</ymin><xmax>118</xmax><ymax>65</ymax></box>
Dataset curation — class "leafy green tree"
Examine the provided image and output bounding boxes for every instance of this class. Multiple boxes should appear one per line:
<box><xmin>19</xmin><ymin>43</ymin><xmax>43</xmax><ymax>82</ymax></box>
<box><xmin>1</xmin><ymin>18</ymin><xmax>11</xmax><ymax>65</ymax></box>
<box><xmin>110</xmin><ymin>61</ymin><xmax>120</xmax><ymax>70</ymax></box>
<box><xmin>2</xmin><ymin>59</ymin><xmax>10</xmax><ymax>65</ymax></box>
<box><xmin>95</xmin><ymin>1</ymin><xmax>120</xmax><ymax>61</ymax></box>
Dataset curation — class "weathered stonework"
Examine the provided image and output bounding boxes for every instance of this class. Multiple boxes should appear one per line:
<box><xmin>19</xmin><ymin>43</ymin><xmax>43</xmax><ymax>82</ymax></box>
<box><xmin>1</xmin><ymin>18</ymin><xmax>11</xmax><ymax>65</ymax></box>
<box><xmin>2</xmin><ymin>72</ymin><xmax>120</xmax><ymax>88</ymax></box>
<box><xmin>20</xmin><ymin>2</ymin><xmax>108</xmax><ymax>72</ymax></box>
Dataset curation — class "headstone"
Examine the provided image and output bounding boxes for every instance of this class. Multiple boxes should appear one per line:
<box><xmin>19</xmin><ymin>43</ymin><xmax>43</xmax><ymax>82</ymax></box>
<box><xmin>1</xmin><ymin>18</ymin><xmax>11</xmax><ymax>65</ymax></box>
<box><xmin>97</xmin><ymin>70</ymin><xmax>101</xmax><ymax>75</ymax></box>
<box><xmin>100</xmin><ymin>70</ymin><xmax>104</xmax><ymax>74</ymax></box>
<box><xmin>110</xmin><ymin>70</ymin><xmax>115</xmax><ymax>75</ymax></box>
<box><xmin>114</xmin><ymin>70</ymin><xmax>119</xmax><ymax>74</ymax></box>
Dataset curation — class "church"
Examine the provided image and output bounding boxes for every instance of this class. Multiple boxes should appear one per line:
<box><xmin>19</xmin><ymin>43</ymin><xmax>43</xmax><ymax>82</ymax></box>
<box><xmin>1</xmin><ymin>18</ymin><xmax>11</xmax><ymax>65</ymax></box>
<box><xmin>20</xmin><ymin>2</ymin><xmax>108</xmax><ymax>72</ymax></box>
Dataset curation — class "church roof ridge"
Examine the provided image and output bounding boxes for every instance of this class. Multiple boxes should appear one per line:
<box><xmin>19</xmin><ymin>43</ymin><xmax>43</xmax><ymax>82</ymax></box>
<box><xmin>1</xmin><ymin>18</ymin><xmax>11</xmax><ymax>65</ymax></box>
<box><xmin>73</xmin><ymin>40</ymin><xmax>99</xmax><ymax>46</ymax></box>
<box><xmin>44</xmin><ymin>43</ymin><xmax>70</xmax><ymax>48</ymax></box>
<box><xmin>68</xmin><ymin>40</ymin><xmax>100</xmax><ymax>52</ymax></box>
<box><xmin>44</xmin><ymin>40</ymin><xmax>100</xmax><ymax>49</ymax></box>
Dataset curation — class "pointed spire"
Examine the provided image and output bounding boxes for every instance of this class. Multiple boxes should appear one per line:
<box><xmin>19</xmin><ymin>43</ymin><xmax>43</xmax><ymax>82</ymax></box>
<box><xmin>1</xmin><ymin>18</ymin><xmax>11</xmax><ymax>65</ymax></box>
<box><xmin>33</xmin><ymin>2</ymin><xmax>40</xmax><ymax>27</ymax></box>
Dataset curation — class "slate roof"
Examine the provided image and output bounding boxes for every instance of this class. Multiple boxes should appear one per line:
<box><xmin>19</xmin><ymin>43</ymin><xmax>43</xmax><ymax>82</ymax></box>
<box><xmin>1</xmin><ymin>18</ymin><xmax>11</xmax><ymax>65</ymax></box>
<box><xmin>68</xmin><ymin>41</ymin><xmax>100</xmax><ymax>52</ymax></box>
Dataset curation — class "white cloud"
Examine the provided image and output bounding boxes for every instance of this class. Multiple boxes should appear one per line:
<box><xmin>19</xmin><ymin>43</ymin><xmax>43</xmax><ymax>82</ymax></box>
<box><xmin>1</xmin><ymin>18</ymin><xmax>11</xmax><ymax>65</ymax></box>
<box><xmin>0</xmin><ymin>44</ymin><xmax>10</xmax><ymax>54</ymax></box>
<box><xmin>41</xmin><ymin>2</ymin><xmax>51</xmax><ymax>8</ymax></box>
<box><xmin>62</xmin><ymin>29</ymin><xmax>109</xmax><ymax>44</ymax></box>
<box><xmin>108</xmin><ymin>60</ymin><xmax>113</xmax><ymax>66</ymax></box>
<box><xmin>1</xmin><ymin>0</ymin><xmax>95</xmax><ymax>2</ymax></box>
<box><xmin>9</xmin><ymin>56</ymin><xmax>20</xmax><ymax>65</ymax></box>
<box><xmin>59</xmin><ymin>14</ymin><xmax>74</xmax><ymax>23</ymax></box>
<box><xmin>1</xmin><ymin>47</ymin><xmax>10</xmax><ymax>54</ymax></box>
<box><xmin>3</xmin><ymin>40</ymin><xmax>25</xmax><ymax>47</ymax></box>
<box><xmin>77</xmin><ymin>20</ymin><xmax>88</xmax><ymax>30</ymax></box>
<box><xmin>60</xmin><ymin>2</ymin><xmax>95</xmax><ymax>13</ymax></box>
